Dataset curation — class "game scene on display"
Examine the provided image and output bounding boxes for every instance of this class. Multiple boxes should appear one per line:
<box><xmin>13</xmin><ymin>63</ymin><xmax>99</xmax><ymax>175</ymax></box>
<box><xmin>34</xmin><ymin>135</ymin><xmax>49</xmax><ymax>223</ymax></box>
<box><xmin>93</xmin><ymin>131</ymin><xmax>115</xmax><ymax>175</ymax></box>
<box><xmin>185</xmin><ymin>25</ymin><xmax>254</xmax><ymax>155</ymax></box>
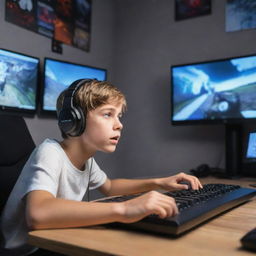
<box><xmin>0</xmin><ymin>49</ymin><xmax>39</xmax><ymax>112</ymax></box>
<box><xmin>171</xmin><ymin>55</ymin><xmax>256</xmax><ymax>123</ymax></box>
<box><xmin>42</xmin><ymin>58</ymin><xmax>107</xmax><ymax>112</ymax></box>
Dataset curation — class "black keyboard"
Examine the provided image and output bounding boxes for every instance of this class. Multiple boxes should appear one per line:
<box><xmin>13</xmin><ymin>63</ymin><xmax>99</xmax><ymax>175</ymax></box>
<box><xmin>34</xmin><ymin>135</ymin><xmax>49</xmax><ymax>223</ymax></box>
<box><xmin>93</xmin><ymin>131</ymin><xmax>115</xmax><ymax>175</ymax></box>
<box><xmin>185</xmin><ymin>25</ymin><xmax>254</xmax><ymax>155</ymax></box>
<box><xmin>99</xmin><ymin>184</ymin><xmax>256</xmax><ymax>235</ymax></box>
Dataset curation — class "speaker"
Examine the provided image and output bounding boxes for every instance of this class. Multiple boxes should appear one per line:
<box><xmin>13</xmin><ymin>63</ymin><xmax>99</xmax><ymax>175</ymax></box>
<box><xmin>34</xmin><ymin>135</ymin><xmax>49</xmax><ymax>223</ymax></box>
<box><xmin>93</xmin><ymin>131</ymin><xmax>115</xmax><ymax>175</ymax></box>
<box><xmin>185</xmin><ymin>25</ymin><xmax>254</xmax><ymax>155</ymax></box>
<box><xmin>58</xmin><ymin>79</ymin><xmax>94</xmax><ymax>137</ymax></box>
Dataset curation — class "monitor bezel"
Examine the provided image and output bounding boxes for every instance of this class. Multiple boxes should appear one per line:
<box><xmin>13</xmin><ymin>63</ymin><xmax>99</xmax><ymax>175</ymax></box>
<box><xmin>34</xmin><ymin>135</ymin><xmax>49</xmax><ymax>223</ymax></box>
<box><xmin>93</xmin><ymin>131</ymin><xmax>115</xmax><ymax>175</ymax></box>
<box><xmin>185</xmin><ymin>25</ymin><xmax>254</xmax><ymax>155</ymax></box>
<box><xmin>170</xmin><ymin>53</ymin><xmax>256</xmax><ymax>126</ymax></box>
<box><xmin>39</xmin><ymin>57</ymin><xmax>108</xmax><ymax>117</ymax></box>
<box><xmin>0</xmin><ymin>48</ymin><xmax>40</xmax><ymax>117</ymax></box>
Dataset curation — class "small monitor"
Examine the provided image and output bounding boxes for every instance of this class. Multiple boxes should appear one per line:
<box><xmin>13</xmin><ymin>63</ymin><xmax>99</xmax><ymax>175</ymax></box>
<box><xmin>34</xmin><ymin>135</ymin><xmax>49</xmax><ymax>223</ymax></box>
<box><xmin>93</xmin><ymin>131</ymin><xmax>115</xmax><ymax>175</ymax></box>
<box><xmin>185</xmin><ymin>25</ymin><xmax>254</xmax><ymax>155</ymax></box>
<box><xmin>171</xmin><ymin>54</ymin><xmax>256</xmax><ymax>125</ymax></box>
<box><xmin>242</xmin><ymin>130</ymin><xmax>256</xmax><ymax>176</ymax></box>
<box><xmin>0</xmin><ymin>48</ymin><xmax>39</xmax><ymax>116</ymax></box>
<box><xmin>246</xmin><ymin>132</ymin><xmax>256</xmax><ymax>160</ymax></box>
<box><xmin>40</xmin><ymin>58</ymin><xmax>107</xmax><ymax>115</ymax></box>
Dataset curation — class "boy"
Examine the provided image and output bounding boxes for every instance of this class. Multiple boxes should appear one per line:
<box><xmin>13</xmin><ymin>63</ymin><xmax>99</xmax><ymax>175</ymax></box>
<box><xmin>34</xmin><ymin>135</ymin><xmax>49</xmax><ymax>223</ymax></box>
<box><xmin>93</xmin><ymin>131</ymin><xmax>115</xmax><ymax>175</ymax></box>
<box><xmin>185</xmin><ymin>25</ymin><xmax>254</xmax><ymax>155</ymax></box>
<box><xmin>1</xmin><ymin>79</ymin><xmax>202</xmax><ymax>255</ymax></box>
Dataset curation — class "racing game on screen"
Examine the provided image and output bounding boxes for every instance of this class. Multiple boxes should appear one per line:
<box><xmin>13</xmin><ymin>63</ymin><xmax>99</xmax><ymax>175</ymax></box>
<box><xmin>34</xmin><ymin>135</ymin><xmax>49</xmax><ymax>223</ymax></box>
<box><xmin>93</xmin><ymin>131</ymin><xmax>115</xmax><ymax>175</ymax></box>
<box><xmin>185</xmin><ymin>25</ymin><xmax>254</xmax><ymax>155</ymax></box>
<box><xmin>171</xmin><ymin>55</ymin><xmax>256</xmax><ymax>123</ymax></box>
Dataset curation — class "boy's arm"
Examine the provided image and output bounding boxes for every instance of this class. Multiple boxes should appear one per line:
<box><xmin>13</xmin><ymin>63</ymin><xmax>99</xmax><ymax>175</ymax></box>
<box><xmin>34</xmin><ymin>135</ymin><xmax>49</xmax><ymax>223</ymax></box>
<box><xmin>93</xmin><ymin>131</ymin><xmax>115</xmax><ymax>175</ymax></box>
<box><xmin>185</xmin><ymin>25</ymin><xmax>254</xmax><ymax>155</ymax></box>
<box><xmin>25</xmin><ymin>189</ymin><xmax>177</xmax><ymax>230</ymax></box>
<box><xmin>99</xmin><ymin>172</ymin><xmax>202</xmax><ymax>196</ymax></box>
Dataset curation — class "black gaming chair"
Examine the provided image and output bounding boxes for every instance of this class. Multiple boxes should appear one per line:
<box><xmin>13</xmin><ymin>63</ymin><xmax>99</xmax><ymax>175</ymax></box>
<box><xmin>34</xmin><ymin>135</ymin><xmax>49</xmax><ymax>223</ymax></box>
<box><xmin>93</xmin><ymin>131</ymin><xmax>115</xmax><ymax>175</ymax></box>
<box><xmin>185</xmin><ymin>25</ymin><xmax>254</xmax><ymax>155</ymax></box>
<box><xmin>0</xmin><ymin>114</ymin><xmax>35</xmax><ymax>254</ymax></box>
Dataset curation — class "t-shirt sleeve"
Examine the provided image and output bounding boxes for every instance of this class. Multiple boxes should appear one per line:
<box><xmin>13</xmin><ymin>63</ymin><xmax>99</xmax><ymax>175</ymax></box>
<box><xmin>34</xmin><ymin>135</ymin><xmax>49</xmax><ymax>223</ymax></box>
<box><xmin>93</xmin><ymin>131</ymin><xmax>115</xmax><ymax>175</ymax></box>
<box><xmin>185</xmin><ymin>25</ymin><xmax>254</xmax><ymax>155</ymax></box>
<box><xmin>88</xmin><ymin>158</ymin><xmax>107</xmax><ymax>190</ymax></box>
<box><xmin>23</xmin><ymin>144</ymin><xmax>62</xmax><ymax>198</ymax></box>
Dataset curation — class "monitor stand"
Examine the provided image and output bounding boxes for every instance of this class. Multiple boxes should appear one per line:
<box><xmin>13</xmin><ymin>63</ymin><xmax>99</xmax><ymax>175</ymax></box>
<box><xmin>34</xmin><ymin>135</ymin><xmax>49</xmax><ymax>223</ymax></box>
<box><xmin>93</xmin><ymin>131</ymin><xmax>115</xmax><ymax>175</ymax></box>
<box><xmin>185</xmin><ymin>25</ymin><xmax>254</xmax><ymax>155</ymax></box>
<box><xmin>225</xmin><ymin>124</ymin><xmax>243</xmax><ymax>178</ymax></box>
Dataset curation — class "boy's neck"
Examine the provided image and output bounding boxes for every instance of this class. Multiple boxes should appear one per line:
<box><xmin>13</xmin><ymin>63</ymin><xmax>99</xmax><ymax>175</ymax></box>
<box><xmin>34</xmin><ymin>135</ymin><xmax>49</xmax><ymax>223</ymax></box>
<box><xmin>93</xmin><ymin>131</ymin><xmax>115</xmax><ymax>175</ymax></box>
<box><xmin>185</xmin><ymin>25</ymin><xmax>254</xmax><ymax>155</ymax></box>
<box><xmin>60</xmin><ymin>139</ymin><xmax>94</xmax><ymax>171</ymax></box>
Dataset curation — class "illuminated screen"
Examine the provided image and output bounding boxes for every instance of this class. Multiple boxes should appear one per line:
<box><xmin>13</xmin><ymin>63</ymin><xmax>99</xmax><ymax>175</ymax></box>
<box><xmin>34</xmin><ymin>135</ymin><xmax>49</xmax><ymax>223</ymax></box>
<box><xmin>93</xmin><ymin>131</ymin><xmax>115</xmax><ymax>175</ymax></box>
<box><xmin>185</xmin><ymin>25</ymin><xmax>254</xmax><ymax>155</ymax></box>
<box><xmin>41</xmin><ymin>58</ymin><xmax>107</xmax><ymax>113</ymax></box>
<box><xmin>0</xmin><ymin>48</ymin><xmax>39</xmax><ymax>115</ymax></box>
<box><xmin>171</xmin><ymin>55</ymin><xmax>256</xmax><ymax>124</ymax></box>
<box><xmin>246</xmin><ymin>132</ymin><xmax>256</xmax><ymax>159</ymax></box>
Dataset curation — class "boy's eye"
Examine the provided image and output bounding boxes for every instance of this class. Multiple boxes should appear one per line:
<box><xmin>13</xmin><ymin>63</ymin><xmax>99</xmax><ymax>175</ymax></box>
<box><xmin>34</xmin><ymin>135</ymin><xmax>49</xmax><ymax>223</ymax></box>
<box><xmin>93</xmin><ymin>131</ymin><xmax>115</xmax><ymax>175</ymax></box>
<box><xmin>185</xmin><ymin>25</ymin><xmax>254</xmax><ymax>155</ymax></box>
<box><xmin>103</xmin><ymin>113</ymin><xmax>111</xmax><ymax>118</ymax></box>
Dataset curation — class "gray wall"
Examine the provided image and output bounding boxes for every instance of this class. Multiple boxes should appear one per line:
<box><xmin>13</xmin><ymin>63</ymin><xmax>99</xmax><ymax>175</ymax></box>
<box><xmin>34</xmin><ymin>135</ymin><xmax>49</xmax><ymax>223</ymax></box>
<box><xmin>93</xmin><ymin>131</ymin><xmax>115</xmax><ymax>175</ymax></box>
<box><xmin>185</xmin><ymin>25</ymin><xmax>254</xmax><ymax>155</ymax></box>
<box><xmin>1</xmin><ymin>0</ymin><xmax>256</xmax><ymax>182</ymax></box>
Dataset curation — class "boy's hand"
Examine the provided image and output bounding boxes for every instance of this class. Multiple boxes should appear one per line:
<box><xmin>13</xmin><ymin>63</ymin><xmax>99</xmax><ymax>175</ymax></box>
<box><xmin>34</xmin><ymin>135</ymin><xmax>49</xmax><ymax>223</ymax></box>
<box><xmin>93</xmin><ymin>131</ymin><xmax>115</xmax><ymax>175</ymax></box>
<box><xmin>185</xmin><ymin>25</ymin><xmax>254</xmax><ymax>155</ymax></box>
<box><xmin>156</xmin><ymin>172</ymin><xmax>203</xmax><ymax>191</ymax></box>
<box><xmin>118</xmin><ymin>191</ymin><xmax>178</xmax><ymax>223</ymax></box>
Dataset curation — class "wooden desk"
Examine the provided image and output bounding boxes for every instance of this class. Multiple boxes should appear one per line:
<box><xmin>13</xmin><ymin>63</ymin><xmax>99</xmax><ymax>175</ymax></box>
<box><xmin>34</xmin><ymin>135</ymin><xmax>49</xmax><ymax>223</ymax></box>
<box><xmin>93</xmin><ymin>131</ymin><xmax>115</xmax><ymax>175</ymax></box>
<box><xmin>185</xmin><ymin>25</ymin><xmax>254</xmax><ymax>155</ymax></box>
<box><xmin>28</xmin><ymin>177</ymin><xmax>256</xmax><ymax>256</ymax></box>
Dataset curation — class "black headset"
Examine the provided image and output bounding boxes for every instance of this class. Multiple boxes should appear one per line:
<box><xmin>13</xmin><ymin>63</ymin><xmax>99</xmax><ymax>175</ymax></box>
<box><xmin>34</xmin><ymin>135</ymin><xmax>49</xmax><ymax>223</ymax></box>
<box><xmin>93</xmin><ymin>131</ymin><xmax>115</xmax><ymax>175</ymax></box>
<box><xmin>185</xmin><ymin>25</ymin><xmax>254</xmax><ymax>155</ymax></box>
<box><xmin>58</xmin><ymin>79</ymin><xmax>96</xmax><ymax>137</ymax></box>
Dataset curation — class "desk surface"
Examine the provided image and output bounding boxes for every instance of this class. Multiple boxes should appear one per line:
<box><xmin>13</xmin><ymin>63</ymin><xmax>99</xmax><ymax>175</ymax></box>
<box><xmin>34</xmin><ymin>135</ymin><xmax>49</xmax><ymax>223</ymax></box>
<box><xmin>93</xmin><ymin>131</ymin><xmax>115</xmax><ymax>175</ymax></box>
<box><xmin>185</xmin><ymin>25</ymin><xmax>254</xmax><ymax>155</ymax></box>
<box><xmin>28</xmin><ymin>177</ymin><xmax>256</xmax><ymax>256</ymax></box>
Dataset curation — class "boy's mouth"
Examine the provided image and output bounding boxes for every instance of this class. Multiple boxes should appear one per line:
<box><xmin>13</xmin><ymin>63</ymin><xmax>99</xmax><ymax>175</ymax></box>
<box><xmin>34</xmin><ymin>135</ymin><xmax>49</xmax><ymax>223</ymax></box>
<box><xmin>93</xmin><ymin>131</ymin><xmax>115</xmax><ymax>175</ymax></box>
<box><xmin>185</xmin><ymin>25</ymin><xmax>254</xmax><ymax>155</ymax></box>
<box><xmin>110</xmin><ymin>136</ymin><xmax>120</xmax><ymax>143</ymax></box>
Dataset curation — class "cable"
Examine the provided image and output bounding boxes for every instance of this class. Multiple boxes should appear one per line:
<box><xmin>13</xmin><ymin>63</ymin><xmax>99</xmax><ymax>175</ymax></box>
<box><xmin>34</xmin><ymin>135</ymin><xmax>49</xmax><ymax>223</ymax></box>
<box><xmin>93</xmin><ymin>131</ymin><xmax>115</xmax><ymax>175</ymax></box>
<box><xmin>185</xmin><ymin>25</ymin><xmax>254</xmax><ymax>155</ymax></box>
<box><xmin>86</xmin><ymin>157</ymin><xmax>93</xmax><ymax>202</ymax></box>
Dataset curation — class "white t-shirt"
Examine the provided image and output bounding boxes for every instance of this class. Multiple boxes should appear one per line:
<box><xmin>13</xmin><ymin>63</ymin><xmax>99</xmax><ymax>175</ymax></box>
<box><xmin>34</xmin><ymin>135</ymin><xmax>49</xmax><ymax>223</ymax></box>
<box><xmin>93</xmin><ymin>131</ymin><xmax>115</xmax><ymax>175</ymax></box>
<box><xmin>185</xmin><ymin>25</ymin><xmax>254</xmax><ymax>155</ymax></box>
<box><xmin>0</xmin><ymin>139</ymin><xmax>107</xmax><ymax>256</ymax></box>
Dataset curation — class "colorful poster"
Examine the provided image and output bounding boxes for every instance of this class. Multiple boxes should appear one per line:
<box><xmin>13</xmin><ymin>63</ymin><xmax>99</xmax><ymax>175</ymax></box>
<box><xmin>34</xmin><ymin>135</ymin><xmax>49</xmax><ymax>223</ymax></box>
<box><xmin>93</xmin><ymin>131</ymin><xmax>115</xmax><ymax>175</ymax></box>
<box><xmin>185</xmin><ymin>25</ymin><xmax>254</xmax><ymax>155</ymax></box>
<box><xmin>73</xmin><ymin>0</ymin><xmax>91</xmax><ymax>51</ymax></box>
<box><xmin>75</xmin><ymin>0</ymin><xmax>91</xmax><ymax>31</ymax></box>
<box><xmin>175</xmin><ymin>0</ymin><xmax>211</xmax><ymax>21</ymax></box>
<box><xmin>55</xmin><ymin>0</ymin><xmax>74</xmax><ymax>22</ymax></box>
<box><xmin>73</xmin><ymin>27</ymin><xmax>90</xmax><ymax>51</ymax></box>
<box><xmin>37</xmin><ymin>0</ymin><xmax>55</xmax><ymax>37</ymax></box>
<box><xmin>5</xmin><ymin>0</ymin><xmax>92</xmax><ymax>52</ymax></box>
<box><xmin>54</xmin><ymin>18</ymin><xmax>73</xmax><ymax>45</ymax></box>
<box><xmin>5</xmin><ymin>0</ymin><xmax>37</xmax><ymax>32</ymax></box>
<box><xmin>226</xmin><ymin>0</ymin><xmax>256</xmax><ymax>32</ymax></box>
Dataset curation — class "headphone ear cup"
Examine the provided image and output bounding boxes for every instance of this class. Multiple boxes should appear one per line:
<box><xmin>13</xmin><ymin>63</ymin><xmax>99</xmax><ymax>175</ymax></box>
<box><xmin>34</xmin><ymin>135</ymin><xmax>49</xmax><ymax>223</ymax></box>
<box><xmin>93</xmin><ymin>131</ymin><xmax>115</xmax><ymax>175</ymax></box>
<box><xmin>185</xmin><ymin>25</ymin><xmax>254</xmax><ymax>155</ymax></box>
<box><xmin>58</xmin><ymin>108</ymin><xmax>76</xmax><ymax>135</ymax></box>
<box><xmin>71</xmin><ymin>106</ymin><xmax>86</xmax><ymax>137</ymax></box>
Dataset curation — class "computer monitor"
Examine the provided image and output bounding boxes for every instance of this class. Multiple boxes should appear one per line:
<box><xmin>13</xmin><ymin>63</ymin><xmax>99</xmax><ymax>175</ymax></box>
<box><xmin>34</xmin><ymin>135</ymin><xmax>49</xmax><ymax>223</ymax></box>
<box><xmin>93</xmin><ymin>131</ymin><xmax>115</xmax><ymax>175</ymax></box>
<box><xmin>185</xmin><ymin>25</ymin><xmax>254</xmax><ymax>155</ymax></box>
<box><xmin>171</xmin><ymin>54</ymin><xmax>256</xmax><ymax>125</ymax></box>
<box><xmin>170</xmin><ymin>54</ymin><xmax>256</xmax><ymax>176</ymax></box>
<box><xmin>0</xmin><ymin>48</ymin><xmax>39</xmax><ymax>116</ymax></box>
<box><xmin>241</xmin><ymin>128</ymin><xmax>256</xmax><ymax>175</ymax></box>
<box><xmin>40</xmin><ymin>58</ymin><xmax>107</xmax><ymax>115</ymax></box>
<box><xmin>246</xmin><ymin>132</ymin><xmax>256</xmax><ymax>159</ymax></box>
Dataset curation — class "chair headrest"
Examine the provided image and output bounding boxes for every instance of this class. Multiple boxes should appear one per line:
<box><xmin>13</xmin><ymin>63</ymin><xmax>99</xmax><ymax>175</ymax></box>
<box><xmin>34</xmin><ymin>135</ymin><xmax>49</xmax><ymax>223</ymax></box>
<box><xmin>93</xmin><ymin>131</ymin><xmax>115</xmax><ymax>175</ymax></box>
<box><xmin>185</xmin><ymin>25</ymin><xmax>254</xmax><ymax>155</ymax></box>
<box><xmin>0</xmin><ymin>115</ymin><xmax>35</xmax><ymax>166</ymax></box>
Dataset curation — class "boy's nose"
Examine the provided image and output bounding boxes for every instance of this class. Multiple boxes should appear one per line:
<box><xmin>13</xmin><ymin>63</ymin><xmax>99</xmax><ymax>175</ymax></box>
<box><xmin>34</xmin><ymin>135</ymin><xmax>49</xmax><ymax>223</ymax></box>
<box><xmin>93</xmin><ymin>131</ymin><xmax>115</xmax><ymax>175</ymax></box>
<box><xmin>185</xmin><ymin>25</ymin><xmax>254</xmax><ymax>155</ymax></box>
<box><xmin>114</xmin><ymin>118</ymin><xmax>123</xmax><ymax>130</ymax></box>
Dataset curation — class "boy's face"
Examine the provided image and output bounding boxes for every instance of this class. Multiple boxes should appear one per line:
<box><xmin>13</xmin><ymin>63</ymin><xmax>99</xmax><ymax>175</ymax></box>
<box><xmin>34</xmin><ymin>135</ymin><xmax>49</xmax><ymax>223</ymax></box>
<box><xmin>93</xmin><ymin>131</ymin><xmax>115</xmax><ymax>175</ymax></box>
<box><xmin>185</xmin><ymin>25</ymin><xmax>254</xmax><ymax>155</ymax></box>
<box><xmin>82</xmin><ymin>102</ymin><xmax>124</xmax><ymax>153</ymax></box>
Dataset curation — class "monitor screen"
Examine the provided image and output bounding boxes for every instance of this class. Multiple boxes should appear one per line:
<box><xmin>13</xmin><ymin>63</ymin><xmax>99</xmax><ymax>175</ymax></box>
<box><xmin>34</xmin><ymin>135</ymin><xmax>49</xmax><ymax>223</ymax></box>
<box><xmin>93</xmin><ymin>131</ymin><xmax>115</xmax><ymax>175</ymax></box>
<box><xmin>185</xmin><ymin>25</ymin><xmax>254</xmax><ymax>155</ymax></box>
<box><xmin>41</xmin><ymin>58</ymin><xmax>107</xmax><ymax>115</ymax></box>
<box><xmin>171</xmin><ymin>54</ymin><xmax>256</xmax><ymax>124</ymax></box>
<box><xmin>0</xmin><ymin>48</ymin><xmax>39</xmax><ymax>115</ymax></box>
<box><xmin>246</xmin><ymin>132</ymin><xmax>256</xmax><ymax>160</ymax></box>
<box><xmin>242</xmin><ymin>129</ymin><xmax>256</xmax><ymax>176</ymax></box>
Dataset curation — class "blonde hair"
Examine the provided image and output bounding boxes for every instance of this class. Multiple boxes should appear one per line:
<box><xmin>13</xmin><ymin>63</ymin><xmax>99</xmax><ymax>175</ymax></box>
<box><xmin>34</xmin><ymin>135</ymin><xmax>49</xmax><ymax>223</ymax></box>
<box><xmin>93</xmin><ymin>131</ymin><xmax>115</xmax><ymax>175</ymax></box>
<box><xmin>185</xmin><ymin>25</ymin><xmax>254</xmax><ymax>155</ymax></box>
<box><xmin>75</xmin><ymin>80</ymin><xmax>126</xmax><ymax>113</ymax></box>
<box><xmin>56</xmin><ymin>79</ymin><xmax>127</xmax><ymax>137</ymax></box>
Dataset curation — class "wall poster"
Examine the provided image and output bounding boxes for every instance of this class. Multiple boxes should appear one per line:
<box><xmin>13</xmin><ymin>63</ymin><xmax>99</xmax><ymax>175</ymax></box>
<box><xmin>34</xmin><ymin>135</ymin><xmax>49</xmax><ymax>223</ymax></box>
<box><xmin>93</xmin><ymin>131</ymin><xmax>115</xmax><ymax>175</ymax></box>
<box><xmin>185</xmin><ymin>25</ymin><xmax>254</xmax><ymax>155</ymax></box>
<box><xmin>226</xmin><ymin>0</ymin><xmax>256</xmax><ymax>32</ymax></box>
<box><xmin>175</xmin><ymin>0</ymin><xmax>211</xmax><ymax>21</ymax></box>
<box><xmin>5</xmin><ymin>0</ymin><xmax>92</xmax><ymax>52</ymax></box>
